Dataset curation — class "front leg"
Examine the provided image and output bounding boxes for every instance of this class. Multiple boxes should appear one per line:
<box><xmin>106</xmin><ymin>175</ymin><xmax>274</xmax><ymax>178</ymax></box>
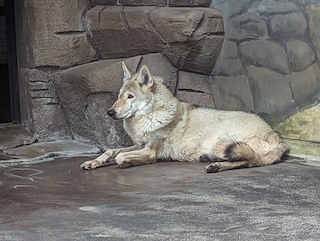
<box><xmin>115</xmin><ymin>146</ymin><xmax>157</xmax><ymax>168</ymax></box>
<box><xmin>80</xmin><ymin>145</ymin><xmax>138</xmax><ymax>170</ymax></box>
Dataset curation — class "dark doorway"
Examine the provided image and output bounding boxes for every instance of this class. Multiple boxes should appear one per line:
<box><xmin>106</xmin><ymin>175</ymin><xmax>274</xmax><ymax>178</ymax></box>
<box><xmin>0</xmin><ymin>0</ymin><xmax>20</xmax><ymax>124</ymax></box>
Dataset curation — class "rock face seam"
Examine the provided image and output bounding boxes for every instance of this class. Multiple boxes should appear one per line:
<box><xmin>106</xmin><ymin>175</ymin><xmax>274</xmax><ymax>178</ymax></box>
<box><xmin>145</xmin><ymin>9</ymin><xmax>169</xmax><ymax>45</ymax></box>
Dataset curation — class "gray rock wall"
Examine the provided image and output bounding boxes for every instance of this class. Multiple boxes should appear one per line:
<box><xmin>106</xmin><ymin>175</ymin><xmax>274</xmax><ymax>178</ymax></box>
<box><xmin>15</xmin><ymin>0</ymin><xmax>320</xmax><ymax>148</ymax></box>
<box><xmin>210</xmin><ymin>0</ymin><xmax>320</xmax><ymax>125</ymax></box>
<box><xmin>15</xmin><ymin>0</ymin><xmax>222</xmax><ymax>148</ymax></box>
<box><xmin>87</xmin><ymin>5</ymin><xmax>224</xmax><ymax>75</ymax></box>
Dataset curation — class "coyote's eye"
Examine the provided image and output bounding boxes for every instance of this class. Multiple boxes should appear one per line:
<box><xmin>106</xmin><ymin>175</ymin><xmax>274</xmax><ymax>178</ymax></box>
<box><xmin>128</xmin><ymin>94</ymin><xmax>134</xmax><ymax>99</ymax></box>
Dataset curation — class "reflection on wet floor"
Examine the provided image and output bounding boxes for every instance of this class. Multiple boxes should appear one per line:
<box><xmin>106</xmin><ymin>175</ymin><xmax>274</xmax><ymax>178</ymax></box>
<box><xmin>5</xmin><ymin>168</ymin><xmax>43</xmax><ymax>181</ymax></box>
<box><xmin>1</xmin><ymin>156</ymin><xmax>320</xmax><ymax>240</ymax></box>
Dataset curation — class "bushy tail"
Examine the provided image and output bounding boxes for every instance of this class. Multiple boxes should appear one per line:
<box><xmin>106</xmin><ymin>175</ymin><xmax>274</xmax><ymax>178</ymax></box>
<box><xmin>224</xmin><ymin>142</ymin><xmax>263</xmax><ymax>167</ymax></box>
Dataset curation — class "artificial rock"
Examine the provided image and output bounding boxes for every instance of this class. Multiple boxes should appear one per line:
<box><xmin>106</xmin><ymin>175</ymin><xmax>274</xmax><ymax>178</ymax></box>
<box><xmin>87</xmin><ymin>6</ymin><xmax>224</xmax><ymax>75</ymax></box>
<box><xmin>14</xmin><ymin>0</ymin><xmax>320</xmax><ymax>149</ymax></box>
<box><xmin>239</xmin><ymin>40</ymin><xmax>290</xmax><ymax>74</ymax></box>
<box><xmin>286</xmin><ymin>40</ymin><xmax>316</xmax><ymax>72</ymax></box>
<box><xmin>211</xmin><ymin>75</ymin><xmax>254</xmax><ymax>113</ymax></box>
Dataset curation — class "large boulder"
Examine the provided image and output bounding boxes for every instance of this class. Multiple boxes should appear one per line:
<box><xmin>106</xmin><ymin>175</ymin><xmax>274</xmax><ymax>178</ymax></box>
<box><xmin>286</xmin><ymin>40</ymin><xmax>316</xmax><ymax>72</ymax></box>
<box><xmin>247</xmin><ymin>66</ymin><xmax>292</xmax><ymax>123</ymax></box>
<box><xmin>87</xmin><ymin>6</ymin><xmax>224</xmax><ymax>75</ymax></box>
<box><xmin>22</xmin><ymin>69</ymin><xmax>73</xmax><ymax>141</ymax></box>
<box><xmin>239</xmin><ymin>40</ymin><xmax>290</xmax><ymax>74</ymax></box>
<box><xmin>26</xmin><ymin>0</ymin><xmax>97</xmax><ymax>68</ymax></box>
<box><xmin>269</xmin><ymin>13</ymin><xmax>307</xmax><ymax>39</ymax></box>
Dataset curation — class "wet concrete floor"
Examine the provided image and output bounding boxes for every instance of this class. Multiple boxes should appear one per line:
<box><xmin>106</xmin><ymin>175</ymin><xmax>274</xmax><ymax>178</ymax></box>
<box><xmin>1</xmin><ymin>157</ymin><xmax>320</xmax><ymax>240</ymax></box>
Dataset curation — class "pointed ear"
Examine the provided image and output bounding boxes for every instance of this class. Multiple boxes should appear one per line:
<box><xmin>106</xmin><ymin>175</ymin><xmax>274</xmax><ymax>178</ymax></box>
<box><xmin>122</xmin><ymin>61</ymin><xmax>132</xmax><ymax>82</ymax></box>
<box><xmin>137</xmin><ymin>65</ymin><xmax>153</xmax><ymax>88</ymax></box>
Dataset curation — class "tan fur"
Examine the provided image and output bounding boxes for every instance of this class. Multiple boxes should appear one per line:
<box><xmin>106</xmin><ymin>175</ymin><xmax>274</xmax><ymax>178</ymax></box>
<box><xmin>80</xmin><ymin>63</ymin><xmax>289</xmax><ymax>173</ymax></box>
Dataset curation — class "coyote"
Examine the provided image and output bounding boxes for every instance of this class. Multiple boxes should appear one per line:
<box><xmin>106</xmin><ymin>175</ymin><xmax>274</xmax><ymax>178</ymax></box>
<box><xmin>80</xmin><ymin>62</ymin><xmax>289</xmax><ymax>173</ymax></box>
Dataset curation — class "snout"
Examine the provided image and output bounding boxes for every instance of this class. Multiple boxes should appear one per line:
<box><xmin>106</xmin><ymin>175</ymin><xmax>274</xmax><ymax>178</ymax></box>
<box><xmin>107</xmin><ymin>109</ymin><xmax>117</xmax><ymax>120</ymax></box>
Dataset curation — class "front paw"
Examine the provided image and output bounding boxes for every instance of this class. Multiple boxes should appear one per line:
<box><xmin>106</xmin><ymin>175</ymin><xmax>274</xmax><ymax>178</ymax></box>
<box><xmin>204</xmin><ymin>163</ymin><xmax>221</xmax><ymax>173</ymax></box>
<box><xmin>80</xmin><ymin>160</ymin><xmax>100</xmax><ymax>170</ymax></box>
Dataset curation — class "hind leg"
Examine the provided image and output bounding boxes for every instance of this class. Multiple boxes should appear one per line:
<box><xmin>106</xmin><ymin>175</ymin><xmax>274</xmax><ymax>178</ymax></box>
<box><xmin>204</xmin><ymin>161</ymin><xmax>248</xmax><ymax>173</ymax></box>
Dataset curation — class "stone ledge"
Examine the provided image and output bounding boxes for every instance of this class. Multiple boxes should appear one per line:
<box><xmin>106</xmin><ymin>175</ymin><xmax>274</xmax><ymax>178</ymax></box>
<box><xmin>0</xmin><ymin>124</ymin><xmax>34</xmax><ymax>151</ymax></box>
<box><xmin>92</xmin><ymin>0</ymin><xmax>211</xmax><ymax>7</ymax></box>
<box><xmin>285</xmin><ymin>139</ymin><xmax>320</xmax><ymax>164</ymax></box>
<box><xmin>1</xmin><ymin>140</ymin><xmax>101</xmax><ymax>167</ymax></box>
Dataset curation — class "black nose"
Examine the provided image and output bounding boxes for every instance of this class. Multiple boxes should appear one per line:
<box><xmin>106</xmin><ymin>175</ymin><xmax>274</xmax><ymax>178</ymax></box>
<box><xmin>107</xmin><ymin>109</ymin><xmax>116</xmax><ymax>118</ymax></box>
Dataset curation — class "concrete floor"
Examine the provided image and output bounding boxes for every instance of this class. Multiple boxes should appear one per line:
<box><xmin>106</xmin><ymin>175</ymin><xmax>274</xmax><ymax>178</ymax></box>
<box><xmin>1</xmin><ymin>156</ymin><xmax>320</xmax><ymax>241</ymax></box>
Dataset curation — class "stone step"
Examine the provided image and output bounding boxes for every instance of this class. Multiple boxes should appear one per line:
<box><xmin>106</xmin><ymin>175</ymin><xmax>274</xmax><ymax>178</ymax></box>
<box><xmin>1</xmin><ymin>140</ymin><xmax>101</xmax><ymax>167</ymax></box>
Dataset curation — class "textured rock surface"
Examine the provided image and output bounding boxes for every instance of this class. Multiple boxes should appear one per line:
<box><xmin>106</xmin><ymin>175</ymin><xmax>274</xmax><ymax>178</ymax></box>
<box><xmin>212</xmin><ymin>75</ymin><xmax>253</xmax><ymax>112</ymax></box>
<box><xmin>269</xmin><ymin>13</ymin><xmax>307</xmax><ymax>39</ymax></box>
<box><xmin>138</xmin><ymin>53</ymin><xmax>178</xmax><ymax>94</ymax></box>
<box><xmin>210</xmin><ymin>0</ymin><xmax>320</xmax><ymax>132</ymax></box>
<box><xmin>303</xmin><ymin>2</ymin><xmax>320</xmax><ymax>58</ymax></box>
<box><xmin>247</xmin><ymin>66</ymin><xmax>292</xmax><ymax>121</ymax></box>
<box><xmin>87</xmin><ymin>6</ymin><xmax>224</xmax><ymax>75</ymax></box>
<box><xmin>275</xmin><ymin>103</ymin><xmax>320</xmax><ymax>143</ymax></box>
<box><xmin>14</xmin><ymin>0</ymin><xmax>320</xmax><ymax>148</ymax></box>
<box><xmin>212</xmin><ymin>40</ymin><xmax>244</xmax><ymax>76</ymax></box>
<box><xmin>239</xmin><ymin>40</ymin><xmax>289</xmax><ymax>74</ymax></box>
<box><xmin>287</xmin><ymin>63</ymin><xmax>320</xmax><ymax>105</ymax></box>
<box><xmin>0</xmin><ymin>125</ymin><xmax>34</xmax><ymax>151</ymax></box>
<box><xmin>169</xmin><ymin>0</ymin><xmax>211</xmax><ymax>7</ymax></box>
<box><xmin>22</xmin><ymin>69</ymin><xmax>73</xmax><ymax>141</ymax></box>
<box><xmin>286</xmin><ymin>40</ymin><xmax>315</xmax><ymax>72</ymax></box>
<box><xmin>93</xmin><ymin>0</ymin><xmax>212</xmax><ymax>6</ymax></box>
<box><xmin>26</xmin><ymin>0</ymin><xmax>97</xmax><ymax>68</ymax></box>
<box><xmin>176</xmin><ymin>71</ymin><xmax>214</xmax><ymax>108</ymax></box>
<box><xmin>227</xmin><ymin>13</ymin><xmax>268</xmax><ymax>41</ymax></box>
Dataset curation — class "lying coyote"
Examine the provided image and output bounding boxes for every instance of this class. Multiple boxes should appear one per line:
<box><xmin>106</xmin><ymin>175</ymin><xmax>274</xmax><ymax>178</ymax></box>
<box><xmin>80</xmin><ymin>62</ymin><xmax>289</xmax><ymax>173</ymax></box>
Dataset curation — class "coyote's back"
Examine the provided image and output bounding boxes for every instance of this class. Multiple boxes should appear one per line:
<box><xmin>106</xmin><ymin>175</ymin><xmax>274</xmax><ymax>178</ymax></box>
<box><xmin>80</xmin><ymin>62</ymin><xmax>289</xmax><ymax>173</ymax></box>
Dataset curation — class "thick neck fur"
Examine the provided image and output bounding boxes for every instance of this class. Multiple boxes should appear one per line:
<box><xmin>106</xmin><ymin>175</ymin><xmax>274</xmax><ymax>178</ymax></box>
<box><xmin>124</xmin><ymin>78</ymin><xmax>181</xmax><ymax>141</ymax></box>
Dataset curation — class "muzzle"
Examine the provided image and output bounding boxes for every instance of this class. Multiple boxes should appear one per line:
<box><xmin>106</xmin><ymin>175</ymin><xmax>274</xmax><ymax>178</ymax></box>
<box><xmin>107</xmin><ymin>109</ymin><xmax>117</xmax><ymax>120</ymax></box>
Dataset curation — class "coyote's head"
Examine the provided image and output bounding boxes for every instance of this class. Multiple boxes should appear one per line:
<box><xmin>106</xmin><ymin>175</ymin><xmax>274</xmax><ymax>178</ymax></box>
<box><xmin>107</xmin><ymin>62</ymin><xmax>155</xmax><ymax>120</ymax></box>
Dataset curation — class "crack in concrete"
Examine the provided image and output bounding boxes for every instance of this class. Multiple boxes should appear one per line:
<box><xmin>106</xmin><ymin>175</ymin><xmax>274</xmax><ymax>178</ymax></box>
<box><xmin>178</xmin><ymin>88</ymin><xmax>206</xmax><ymax>94</ymax></box>
<box><xmin>54</xmin><ymin>31</ymin><xmax>86</xmax><ymax>36</ymax></box>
